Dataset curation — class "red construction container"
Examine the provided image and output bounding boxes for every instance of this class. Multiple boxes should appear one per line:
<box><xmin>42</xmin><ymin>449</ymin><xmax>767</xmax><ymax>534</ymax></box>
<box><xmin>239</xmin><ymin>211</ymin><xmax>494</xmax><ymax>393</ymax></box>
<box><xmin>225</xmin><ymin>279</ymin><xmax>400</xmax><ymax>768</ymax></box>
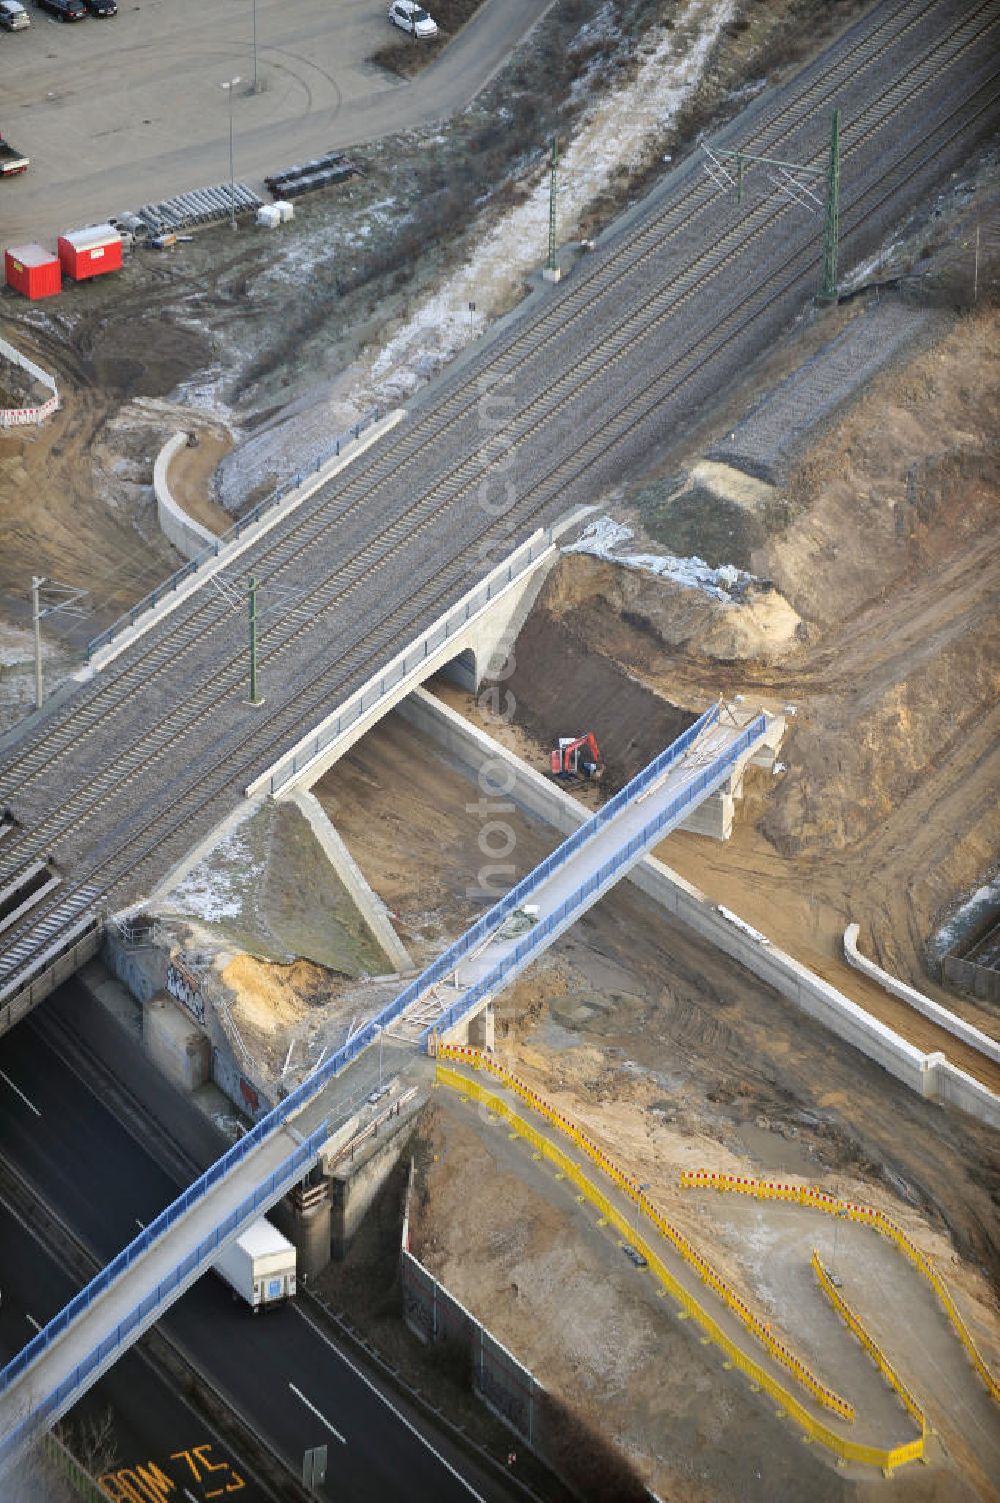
<box><xmin>4</xmin><ymin>244</ymin><xmax>62</xmax><ymax>300</ymax></box>
<box><xmin>57</xmin><ymin>223</ymin><xmax>122</xmax><ymax>281</ymax></box>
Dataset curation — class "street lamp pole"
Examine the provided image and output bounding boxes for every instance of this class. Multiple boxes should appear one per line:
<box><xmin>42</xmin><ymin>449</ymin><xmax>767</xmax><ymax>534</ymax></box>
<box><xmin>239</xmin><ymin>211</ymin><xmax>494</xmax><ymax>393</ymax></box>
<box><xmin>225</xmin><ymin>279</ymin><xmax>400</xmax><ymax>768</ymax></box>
<box><xmin>31</xmin><ymin>575</ymin><xmax>44</xmax><ymax>711</ymax></box>
<box><xmin>633</xmin><ymin>1182</ymin><xmax>650</xmax><ymax>1243</ymax></box>
<box><xmin>252</xmin><ymin>0</ymin><xmax>258</xmax><ymax>93</ymax></box>
<box><xmin>221</xmin><ymin>77</ymin><xmax>241</xmax><ymax>231</ymax></box>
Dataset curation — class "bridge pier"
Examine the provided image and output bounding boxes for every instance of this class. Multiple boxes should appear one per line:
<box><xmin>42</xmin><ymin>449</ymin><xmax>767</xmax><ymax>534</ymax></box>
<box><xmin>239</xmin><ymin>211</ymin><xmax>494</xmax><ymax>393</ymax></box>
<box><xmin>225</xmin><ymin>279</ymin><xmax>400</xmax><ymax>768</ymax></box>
<box><xmin>272</xmin><ymin>1178</ymin><xmax>333</xmax><ymax>1281</ymax></box>
<box><xmin>447</xmin><ymin>999</ymin><xmax>496</xmax><ymax>1050</ymax></box>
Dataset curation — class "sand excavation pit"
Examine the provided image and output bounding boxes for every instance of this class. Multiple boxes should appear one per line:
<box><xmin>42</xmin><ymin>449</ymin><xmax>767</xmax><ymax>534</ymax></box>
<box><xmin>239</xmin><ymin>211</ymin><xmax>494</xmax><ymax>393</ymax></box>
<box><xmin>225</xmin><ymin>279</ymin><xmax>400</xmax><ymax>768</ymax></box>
<box><xmin>446</xmin><ymin>310</ymin><xmax>1000</xmax><ymax>1054</ymax></box>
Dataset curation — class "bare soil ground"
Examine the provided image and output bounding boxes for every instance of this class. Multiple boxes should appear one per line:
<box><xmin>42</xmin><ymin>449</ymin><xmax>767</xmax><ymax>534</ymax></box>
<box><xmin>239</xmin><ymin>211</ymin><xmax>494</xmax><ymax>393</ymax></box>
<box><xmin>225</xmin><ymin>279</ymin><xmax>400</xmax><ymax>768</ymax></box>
<box><xmin>0</xmin><ymin>2</ymin><xmax>995</xmax><ymax>1491</ymax></box>
<box><xmin>482</xmin><ymin>305</ymin><xmax>1000</xmax><ymax>1037</ymax></box>
<box><xmin>316</xmin><ymin>706</ymin><xmax>1000</xmax><ymax>1497</ymax></box>
<box><xmin>410</xmin><ymin>1088</ymin><xmax>997</xmax><ymax>1501</ymax></box>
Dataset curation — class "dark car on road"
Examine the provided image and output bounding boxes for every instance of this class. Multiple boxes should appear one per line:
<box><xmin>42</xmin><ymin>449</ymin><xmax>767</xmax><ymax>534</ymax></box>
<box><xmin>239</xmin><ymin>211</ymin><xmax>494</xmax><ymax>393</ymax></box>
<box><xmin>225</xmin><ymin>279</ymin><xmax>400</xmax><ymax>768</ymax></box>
<box><xmin>35</xmin><ymin>0</ymin><xmax>87</xmax><ymax>18</ymax></box>
<box><xmin>83</xmin><ymin>0</ymin><xmax>116</xmax><ymax>13</ymax></box>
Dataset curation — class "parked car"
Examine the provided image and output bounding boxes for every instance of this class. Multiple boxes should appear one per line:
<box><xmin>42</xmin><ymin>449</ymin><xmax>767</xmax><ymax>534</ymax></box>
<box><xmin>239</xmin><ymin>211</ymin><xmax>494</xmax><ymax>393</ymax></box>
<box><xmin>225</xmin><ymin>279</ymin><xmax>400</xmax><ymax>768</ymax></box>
<box><xmin>34</xmin><ymin>0</ymin><xmax>87</xmax><ymax>18</ymax></box>
<box><xmin>0</xmin><ymin>131</ymin><xmax>30</xmax><ymax>176</ymax></box>
<box><xmin>387</xmin><ymin>1</ymin><xmax>438</xmax><ymax>39</ymax></box>
<box><xmin>0</xmin><ymin>2</ymin><xmax>30</xmax><ymax>31</ymax></box>
<box><xmin>83</xmin><ymin>0</ymin><xmax>116</xmax><ymax>13</ymax></box>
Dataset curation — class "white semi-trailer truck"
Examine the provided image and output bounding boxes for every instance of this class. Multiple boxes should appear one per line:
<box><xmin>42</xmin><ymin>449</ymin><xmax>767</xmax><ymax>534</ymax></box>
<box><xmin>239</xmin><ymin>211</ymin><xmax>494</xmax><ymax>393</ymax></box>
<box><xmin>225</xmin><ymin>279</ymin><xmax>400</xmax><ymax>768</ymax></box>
<box><xmin>213</xmin><ymin>1218</ymin><xmax>297</xmax><ymax>1312</ymax></box>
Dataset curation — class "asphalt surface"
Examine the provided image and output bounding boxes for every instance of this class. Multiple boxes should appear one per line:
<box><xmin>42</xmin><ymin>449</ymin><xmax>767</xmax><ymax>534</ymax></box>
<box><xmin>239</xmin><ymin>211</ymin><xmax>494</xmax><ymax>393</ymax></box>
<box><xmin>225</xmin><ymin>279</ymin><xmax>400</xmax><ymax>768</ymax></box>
<box><xmin>0</xmin><ymin>1002</ymin><xmax>518</xmax><ymax>1501</ymax></box>
<box><xmin>0</xmin><ymin>0</ymin><xmax>556</xmax><ymax>243</ymax></box>
<box><xmin>0</xmin><ymin>1199</ymin><xmax>270</xmax><ymax>1500</ymax></box>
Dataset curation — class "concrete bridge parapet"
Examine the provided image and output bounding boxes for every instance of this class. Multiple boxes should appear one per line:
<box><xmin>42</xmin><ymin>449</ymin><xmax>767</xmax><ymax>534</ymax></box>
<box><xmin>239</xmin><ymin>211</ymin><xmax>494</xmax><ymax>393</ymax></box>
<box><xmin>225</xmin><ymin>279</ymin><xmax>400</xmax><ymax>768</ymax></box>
<box><xmin>246</xmin><ymin>506</ymin><xmax>594</xmax><ymax>802</ymax></box>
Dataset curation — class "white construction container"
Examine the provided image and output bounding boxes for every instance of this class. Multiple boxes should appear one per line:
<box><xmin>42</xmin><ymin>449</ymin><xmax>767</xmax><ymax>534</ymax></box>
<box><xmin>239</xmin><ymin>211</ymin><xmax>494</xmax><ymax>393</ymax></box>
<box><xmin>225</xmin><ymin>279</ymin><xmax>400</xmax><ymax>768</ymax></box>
<box><xmin>256</xmin><ymin>204</ymin><xmax>281</xmax><ymax>229</ymax></box>
<box><xmin>213</xmin><ymin>1218</ymin><xmax>297</xmax><ymax>1311</ymax></box>
<box><xmin>274</xmin><ymin>200</ymin><xmax>295</xmax><ymax>223</ymax></box>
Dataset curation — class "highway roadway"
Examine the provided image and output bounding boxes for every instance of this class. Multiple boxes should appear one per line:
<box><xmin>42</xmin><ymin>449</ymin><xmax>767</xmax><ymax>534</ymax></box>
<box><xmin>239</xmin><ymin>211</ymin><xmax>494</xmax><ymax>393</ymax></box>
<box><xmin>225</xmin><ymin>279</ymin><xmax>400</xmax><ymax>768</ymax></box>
<box><xmin>1</xmin><ymin>0</ymin><xmax>998</xmax><ymax>1071</ymax></box>
<box><xmin>0</xmin><ymin>1199</ymin><xmax>270</xmax><ymax>1501</ymax></box>
<box><xmin>0</xmin><ymin>995</ymin><xmax>520</xmax><ymax>1501</ymax></box>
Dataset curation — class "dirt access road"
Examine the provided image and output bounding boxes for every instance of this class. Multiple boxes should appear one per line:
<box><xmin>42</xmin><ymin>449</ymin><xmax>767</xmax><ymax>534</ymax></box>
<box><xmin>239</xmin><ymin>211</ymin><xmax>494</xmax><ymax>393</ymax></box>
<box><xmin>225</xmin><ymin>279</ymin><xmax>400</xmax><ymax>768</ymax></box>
<box><xmin>0</xmin><ymin>0</ymin><xmax>553</xmax><ymax>245</ymax></box>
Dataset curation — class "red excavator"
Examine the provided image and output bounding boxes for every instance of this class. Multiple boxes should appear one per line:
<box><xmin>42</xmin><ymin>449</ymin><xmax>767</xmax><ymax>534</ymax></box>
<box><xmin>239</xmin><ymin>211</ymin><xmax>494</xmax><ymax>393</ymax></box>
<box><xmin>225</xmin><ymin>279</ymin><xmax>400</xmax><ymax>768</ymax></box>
<box><xmin>550</xmin><ymin>733</ymin><xmax>603</xmax><ymax>781</ymax></box>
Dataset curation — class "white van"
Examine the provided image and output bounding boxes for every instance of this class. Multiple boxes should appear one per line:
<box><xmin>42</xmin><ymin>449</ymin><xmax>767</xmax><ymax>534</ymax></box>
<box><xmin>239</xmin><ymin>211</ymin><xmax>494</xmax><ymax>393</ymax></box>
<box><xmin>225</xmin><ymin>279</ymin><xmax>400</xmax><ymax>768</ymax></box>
<box><xmin>0</xmin><ymin>1</ymin><xmax>30</xmax><ymax>29</ymax></box>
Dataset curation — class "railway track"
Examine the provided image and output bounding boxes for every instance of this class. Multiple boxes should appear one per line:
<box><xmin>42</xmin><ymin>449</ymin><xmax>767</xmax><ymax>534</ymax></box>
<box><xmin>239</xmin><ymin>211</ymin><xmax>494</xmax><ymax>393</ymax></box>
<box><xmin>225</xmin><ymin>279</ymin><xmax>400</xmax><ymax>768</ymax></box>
<box><xmin>0</xmin><ymin>0</ymin><xmax>978</xmax><ymax>817</ymax></box>
<box><xmin>0</xmin><ymin>0</ymin><xmax>987</xmax><ymax>808</ymax></box>
<box><xmin>0</xmin><ymin>0</ymin><xmax>997</xmax><ymax>1082</ymax></box>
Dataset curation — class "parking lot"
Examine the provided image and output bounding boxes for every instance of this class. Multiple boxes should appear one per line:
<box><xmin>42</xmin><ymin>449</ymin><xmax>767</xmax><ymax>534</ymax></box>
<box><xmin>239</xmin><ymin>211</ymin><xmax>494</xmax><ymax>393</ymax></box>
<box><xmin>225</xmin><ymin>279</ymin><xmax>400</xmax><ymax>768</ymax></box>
<box><xmin>0</xmin><ymin>0</ymin><xmax>550</xmax><ymax>244</ymax></box>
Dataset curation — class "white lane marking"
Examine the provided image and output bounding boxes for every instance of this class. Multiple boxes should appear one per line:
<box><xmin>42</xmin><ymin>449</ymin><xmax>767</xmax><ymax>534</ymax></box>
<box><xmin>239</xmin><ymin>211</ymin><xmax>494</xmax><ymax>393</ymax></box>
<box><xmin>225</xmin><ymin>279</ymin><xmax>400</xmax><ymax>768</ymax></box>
<box><xmin>293</xmin><ymin>1305</ymin><xmax>487</xmax><ymax>1501</ymax></box>
<box><xmin>25</xmin><ymin>1313</ymin><xmax>42</xmax><ymax>1333</ymax></box>
<box><xmin>288</xmin><ymin>1382</ymin><xmax>347</xmax><ymax>1444</ymax></box>
<box><xmin>0</xmin><ymin>1069</ymin><xmax>41</xmax><ymax>1118</ymax></box>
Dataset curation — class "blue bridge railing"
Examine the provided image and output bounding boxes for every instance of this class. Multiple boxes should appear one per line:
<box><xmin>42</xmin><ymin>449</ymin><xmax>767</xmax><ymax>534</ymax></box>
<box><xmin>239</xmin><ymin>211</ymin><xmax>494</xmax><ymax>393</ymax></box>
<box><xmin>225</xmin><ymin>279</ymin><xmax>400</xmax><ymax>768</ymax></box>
<box><xmin>0</xmin><ymin>704</ymin><xmax>767</xmax><ymax>1456</ymax></box>
<box><xmin>0</xmin><ymin>1118</ymin><xmax>330</xmax><ymax>1462</ymax></box>
<box><xmin>425</xmin><ymin>714</ymin><xmax>768</xmax><ymax>1039</ymax></box>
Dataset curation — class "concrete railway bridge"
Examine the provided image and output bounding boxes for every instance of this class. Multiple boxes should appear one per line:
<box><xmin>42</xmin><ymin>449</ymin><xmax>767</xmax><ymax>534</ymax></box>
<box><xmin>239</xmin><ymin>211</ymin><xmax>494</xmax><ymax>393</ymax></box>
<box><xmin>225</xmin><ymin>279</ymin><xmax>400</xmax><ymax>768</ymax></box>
<box><xmin>0</xmin><ymin>0</ymin><xmax>996</xmax><ymax>1033</ymax></box>
<box><xmin>0</xmin><ymin>0</ymin><xmax>999</xmax><ymax>1466</ymax></box>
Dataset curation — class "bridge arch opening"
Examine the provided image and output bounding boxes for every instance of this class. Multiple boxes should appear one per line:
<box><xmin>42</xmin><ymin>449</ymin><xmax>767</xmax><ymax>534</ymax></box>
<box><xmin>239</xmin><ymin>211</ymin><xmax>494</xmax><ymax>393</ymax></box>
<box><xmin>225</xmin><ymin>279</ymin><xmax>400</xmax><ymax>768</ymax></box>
<box><xmin>439</xmin><ymin>647</ymin><xmax>479</xmax><ymax>694</ymax></box>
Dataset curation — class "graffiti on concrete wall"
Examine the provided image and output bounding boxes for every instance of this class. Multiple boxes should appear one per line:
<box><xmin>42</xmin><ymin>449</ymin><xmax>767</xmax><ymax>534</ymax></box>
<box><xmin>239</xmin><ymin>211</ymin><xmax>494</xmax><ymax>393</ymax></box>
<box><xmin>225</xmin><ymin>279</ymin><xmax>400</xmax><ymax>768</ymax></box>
<box><xmin>211</xmin><ymin>1045</ymin><xmax>271</xmax><ymax>1124</ymax></box>
<box><xmin>166</xmin><ymin>957</ymin><xmax>205</xmax><ymax>1024</ymax></box>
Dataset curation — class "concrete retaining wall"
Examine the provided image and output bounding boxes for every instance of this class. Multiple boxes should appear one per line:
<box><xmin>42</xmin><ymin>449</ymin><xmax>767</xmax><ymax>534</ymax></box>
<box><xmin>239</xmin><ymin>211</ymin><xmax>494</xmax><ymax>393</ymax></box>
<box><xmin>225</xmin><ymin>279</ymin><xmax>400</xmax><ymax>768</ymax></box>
<box><xmin>289</xmin><ymin>790</ymin><xmax>413</xmax><ymax>974</ymax></box>
<box><xmin>397</xmin><ymin>688</ymin><xmax>1000</xmax><ymax>1129</ymax></box>
<box><xmin>83</xmin><ymin>410</ymin><xmax>406</xmax><ymax>677</ymax></box>
<box><xmin>844</xmin><ymin>923</ymin><xmax>1000</xmax><ymax>1065</ymax></box>
<box><xmin>943</xmin><ymin>953</ymin><xmax>1000</xmax><ymax>1005</ymax></box>
<box><xmin>144</xmin><ymin>992</ymin><xmax>211</xmax><ymax>1093</ymax></box>
<box><xmin>330</xmin><ymin>1122</ymin><xmax>410</xmax><ymax>1260</ymax></box>
<box><xmin>153</xmin><ymin>431</ymin><xmax>217</xmax><ymax>562</ymax></box>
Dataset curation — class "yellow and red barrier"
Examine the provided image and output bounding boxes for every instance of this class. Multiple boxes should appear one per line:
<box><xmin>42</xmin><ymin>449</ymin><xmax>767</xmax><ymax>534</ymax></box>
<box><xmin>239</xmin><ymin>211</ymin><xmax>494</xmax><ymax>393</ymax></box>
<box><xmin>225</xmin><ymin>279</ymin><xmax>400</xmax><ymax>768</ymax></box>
<box><xmin>680</xmin><ymin>1170</ymin><xmax>1000</xmax><ymax>1406</ymax></box>
<box><xmin>811</xmin><ymin>1252</ymin><xmax>926</xmax><ymax>1438</ymax></box>
<box><xmin>438</xmin><ymin>1047</ymin><xmax>854</xmax><ymax>1419</ymax></box>
<box><xmin>436</xmin><ymin>1062</ymin><xmax>924</xmax><ymax>1473</ymax></box>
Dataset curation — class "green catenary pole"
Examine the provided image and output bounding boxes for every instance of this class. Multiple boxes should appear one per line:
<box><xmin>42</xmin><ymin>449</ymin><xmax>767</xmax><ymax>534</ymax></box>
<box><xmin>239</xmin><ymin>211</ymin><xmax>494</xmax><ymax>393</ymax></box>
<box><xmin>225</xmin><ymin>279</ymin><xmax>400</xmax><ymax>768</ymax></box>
<box><xmin>819</xmin><ymin>109</ymin><xmax>841</xmax><ymax>302</ymax></box>
<box><xmin>547</xmin><ymin>135</ymin><xmax>558</xmax><ymax>273</ymax></box>
<box><xmin>248</xmin><ymin>574</ymin><xmax>262</xmax><ymax>705</ymax></box>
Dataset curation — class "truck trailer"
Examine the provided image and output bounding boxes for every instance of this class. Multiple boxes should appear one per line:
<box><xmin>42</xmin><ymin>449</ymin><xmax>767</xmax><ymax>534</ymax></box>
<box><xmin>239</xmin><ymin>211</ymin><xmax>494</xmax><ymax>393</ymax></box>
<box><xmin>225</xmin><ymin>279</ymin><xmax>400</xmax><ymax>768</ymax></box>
<box><xmin>213</xmin><ymin>1218</ymin><xmax>296</xmax><ymax>1312</ymax></box>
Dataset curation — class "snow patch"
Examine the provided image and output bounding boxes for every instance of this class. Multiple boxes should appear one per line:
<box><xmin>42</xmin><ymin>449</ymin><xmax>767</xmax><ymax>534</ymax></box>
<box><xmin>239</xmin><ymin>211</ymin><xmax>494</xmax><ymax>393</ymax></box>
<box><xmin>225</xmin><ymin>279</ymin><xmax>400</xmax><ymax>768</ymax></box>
<box><xmin>931</xmin><ymin>875</ymin><xmax>1000</xmax><ymax>960</ymax></box>
<box><xmin>563</xmin><ymin>515</ymin><xmax>758</xmax><ymax>603</ymax></box>
<box><xmin>364</xmin><ymin>0</ymin><xmax>735</xmax><ymax>407</ymax></box>
<box><xmin>160</xmin><ymin>809</ymin><xmax>260</xmax><ymax>924</ymax></box>
<box><xmin>217</xmin><ymin>0</ymin><xmax>734</xmax><ymax>500</ymax></box>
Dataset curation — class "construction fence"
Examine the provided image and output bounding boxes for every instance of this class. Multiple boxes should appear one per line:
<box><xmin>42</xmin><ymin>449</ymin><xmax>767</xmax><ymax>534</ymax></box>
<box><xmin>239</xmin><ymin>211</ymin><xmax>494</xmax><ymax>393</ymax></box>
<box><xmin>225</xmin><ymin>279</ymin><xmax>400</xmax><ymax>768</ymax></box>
<box><xmin>811</xmin><ymin>1253</ymin><xmax>926</xmax><ymax>1439</ymax></box>
<box><xmin>435</xmin><ymin>1052</ymin><xmax>926</xmax><ymax>1474</ymax></box>
<box><xmin>437</xmin><ymin>1048</ymin><xmax>852</xmax><ymax>1416</ymax></box>
<box><xmin>681</xmin><ymin>1169</ymin><xmax>1000</xmax><ymax>1407</ymax></box>
<box><xmin>0</xmin><ymin>335</ymin><xmax>59</xmax><ymax>427</ymax></box>
<box><xmin>400</xmin><ymin>1162</ymin><xmax>541</xmax><ymax>1447</ymax></box>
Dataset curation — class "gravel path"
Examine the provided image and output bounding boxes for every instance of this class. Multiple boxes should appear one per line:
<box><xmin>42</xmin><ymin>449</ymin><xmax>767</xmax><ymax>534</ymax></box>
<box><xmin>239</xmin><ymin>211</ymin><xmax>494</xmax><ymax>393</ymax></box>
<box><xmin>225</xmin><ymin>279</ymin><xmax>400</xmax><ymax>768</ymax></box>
<box><xmin>707</xmin><ymin>300</ymin><xmax>949</xmax><ymax>484</ymax></box>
